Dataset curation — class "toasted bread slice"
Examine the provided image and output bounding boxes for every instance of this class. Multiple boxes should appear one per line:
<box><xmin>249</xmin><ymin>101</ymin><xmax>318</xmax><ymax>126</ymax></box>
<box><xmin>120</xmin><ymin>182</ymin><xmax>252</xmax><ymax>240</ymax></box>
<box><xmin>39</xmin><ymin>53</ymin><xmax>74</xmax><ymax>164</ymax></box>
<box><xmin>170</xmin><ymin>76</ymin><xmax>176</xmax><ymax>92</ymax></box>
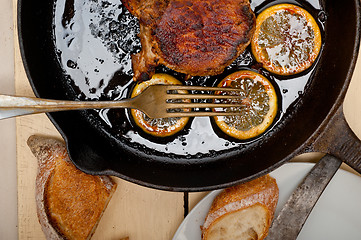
<box><xmin>27</xmin><ymin>135</ymin><xmax>117</xmax><ymax>240</ymax></box>
<box><xmin>202</xmin><ymin>175</ymin><xmax>279</xmax><ymax>240</ymax></box>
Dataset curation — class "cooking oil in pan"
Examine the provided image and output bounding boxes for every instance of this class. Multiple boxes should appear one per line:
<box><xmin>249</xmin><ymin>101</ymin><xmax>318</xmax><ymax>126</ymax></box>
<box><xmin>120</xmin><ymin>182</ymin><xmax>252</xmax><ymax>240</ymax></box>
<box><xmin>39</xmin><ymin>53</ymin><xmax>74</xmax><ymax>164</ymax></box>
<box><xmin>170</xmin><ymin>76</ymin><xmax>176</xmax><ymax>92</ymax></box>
<box><xmin>53</xmin><ymin>0</ymin><xmax>325</xmax><ymax>156</ymax></box>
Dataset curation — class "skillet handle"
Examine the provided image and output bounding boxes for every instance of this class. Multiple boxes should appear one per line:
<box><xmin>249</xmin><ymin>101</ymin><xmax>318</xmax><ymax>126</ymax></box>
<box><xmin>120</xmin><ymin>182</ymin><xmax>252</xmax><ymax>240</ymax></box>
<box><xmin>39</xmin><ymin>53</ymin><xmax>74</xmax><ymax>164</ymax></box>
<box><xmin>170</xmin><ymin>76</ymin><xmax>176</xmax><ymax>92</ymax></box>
<box><xmin>310</xmin><ymin>104</ymin><xmax>361</xmax><ymax>173</ymax></box>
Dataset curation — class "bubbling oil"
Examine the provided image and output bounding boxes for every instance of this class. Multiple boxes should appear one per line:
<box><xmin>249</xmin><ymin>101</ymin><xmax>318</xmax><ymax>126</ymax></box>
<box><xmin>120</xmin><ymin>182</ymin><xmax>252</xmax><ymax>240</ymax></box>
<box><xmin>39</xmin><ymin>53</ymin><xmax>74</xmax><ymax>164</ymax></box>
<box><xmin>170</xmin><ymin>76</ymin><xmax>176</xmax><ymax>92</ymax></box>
<box><xmin>53</xmin><ymin>0</ymin><xmax>325</xmax><ymax>155</ymax></box>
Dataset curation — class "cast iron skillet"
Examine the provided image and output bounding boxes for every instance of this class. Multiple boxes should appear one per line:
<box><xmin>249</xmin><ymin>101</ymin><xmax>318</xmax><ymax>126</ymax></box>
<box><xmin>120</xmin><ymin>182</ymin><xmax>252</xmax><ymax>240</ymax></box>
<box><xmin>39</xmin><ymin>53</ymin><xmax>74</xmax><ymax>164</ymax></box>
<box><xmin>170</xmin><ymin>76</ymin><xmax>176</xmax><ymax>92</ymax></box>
<box><xmin>18</xmin><ymin>0</ymin><xmax>361</xmax><ymax>191</ymax></box>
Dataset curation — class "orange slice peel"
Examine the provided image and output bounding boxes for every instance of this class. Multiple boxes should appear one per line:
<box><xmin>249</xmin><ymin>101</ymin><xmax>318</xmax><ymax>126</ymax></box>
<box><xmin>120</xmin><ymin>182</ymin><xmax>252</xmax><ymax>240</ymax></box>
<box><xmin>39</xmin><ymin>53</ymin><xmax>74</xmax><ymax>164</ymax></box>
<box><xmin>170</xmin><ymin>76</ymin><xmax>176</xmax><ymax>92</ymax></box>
<box><xmin>251</xmin><ymin>4</ymin><xmax>322</xmax><ymax>75</ymax></box>
<box><xmin>214</xmin><ymin>70</ymin><xmax>278</xmax><ymax>140</ymax></box>
<box><xmin>131</xmin><ymin>73</ymin><xmax>189</xmax><ymax>137</ymax></box>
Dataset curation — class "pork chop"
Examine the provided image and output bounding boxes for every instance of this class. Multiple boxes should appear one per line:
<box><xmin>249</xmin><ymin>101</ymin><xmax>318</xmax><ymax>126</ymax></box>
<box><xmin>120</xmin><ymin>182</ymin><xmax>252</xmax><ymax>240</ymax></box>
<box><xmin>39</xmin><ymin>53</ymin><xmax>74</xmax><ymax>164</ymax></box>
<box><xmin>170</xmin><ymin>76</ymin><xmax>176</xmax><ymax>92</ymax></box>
<box><xmin>122</xmin><ymin>0</ymin><xmax>256</xmax><ymax>81</ymax></box>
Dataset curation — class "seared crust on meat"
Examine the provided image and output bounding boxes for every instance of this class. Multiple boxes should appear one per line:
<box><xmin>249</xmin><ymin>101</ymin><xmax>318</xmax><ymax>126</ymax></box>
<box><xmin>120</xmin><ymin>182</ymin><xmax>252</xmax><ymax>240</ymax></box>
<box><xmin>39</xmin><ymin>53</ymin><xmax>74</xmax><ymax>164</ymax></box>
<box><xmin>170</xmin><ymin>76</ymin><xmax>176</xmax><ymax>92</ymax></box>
<box><xmin>154</xmin><ymin>0</ymin><xmax>255</xmax><ymax>76</ymax></box>
<box><xmin>122</xmin><ymin>0</ymin><xmax>255</xmax><ymax>80</ymax></box>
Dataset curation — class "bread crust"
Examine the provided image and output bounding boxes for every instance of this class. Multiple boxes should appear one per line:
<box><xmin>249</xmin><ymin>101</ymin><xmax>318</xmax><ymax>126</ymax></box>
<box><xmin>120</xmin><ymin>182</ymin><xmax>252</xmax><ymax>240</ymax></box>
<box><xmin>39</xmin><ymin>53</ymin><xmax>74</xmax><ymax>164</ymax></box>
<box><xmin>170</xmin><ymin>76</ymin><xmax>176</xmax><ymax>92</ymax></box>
<box><xmin>27</xmin><ymin>135</ymin><xmax>117</xmax><ymax>240</ymax></box>
<box><xmin>202</xmin><ymin>175</ymin><xmax>279</xmax><ymax>240</ymax></box>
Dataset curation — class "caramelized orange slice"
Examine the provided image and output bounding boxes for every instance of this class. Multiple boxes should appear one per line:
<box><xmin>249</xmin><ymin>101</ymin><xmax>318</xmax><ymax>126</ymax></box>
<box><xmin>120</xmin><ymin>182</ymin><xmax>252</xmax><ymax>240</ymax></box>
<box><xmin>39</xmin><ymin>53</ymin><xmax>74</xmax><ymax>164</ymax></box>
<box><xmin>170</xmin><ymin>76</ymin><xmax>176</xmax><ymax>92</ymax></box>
<box><xmin>251</xmin><ymin>4</ymin><xmax>322</xmax><ymax>75</ymax></box>
<box><xmin>214</xmin><ymin>70</ymin><xmax>278</xmax><ymax>140</ymax></box>
<box><xmin>131</xmin><ymin>73</ymin><xmax>189</xmax><ymax>137</ymax></box>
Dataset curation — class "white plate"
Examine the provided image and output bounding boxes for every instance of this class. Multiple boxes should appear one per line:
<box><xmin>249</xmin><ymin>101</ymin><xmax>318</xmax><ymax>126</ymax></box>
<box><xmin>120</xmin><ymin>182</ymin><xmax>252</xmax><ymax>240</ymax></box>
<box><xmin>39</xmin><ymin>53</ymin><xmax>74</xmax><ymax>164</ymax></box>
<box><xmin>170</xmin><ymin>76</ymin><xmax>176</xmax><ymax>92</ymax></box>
<box><xmin>173</xmin><ymin>162</ymin><xmax>361</xmax><ymax>240</ymax></box>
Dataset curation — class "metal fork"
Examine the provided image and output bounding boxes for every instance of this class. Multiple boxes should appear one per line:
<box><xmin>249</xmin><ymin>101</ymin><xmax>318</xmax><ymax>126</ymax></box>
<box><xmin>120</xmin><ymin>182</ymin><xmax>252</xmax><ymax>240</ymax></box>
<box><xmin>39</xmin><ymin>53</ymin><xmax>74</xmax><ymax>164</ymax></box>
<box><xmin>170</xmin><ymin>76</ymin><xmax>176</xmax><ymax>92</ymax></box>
<box><xmin>0</xmin><ymin>85</ymin><xmax>245</xmax><ymax>120</ymax></box>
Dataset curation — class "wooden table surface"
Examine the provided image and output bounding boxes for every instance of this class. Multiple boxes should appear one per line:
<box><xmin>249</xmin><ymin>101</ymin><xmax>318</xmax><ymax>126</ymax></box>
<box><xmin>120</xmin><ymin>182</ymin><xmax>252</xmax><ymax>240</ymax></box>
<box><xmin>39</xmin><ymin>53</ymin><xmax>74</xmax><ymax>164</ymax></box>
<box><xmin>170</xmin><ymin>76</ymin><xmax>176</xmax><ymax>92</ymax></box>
<box><xmin>14</xmin><ymin>0</ymin><xmax>361</xmax><ymax>239</ymax></box>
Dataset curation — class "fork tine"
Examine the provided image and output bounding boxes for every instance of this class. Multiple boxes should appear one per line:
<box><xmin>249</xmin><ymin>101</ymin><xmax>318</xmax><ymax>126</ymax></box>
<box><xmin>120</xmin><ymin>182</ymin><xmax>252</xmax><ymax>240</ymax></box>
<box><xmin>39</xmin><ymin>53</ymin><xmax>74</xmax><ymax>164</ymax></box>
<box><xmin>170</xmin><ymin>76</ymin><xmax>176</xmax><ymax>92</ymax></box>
<box><xmin>164</xmin><ymin>85</ymin><xmax>243</xmax><ymax>92</ymax></box>
<box><xmin>164</xmin><ymin>111</ymin><xmax>244</xmax><ymax>118</ymax></box>
<box><xmin>166</xmin><ymin>103</ymin><xmax>246</xmax><ymax>109</ymax></box>
<box><xmin>166</xmin><ymin>94</ymin><xmax>242</xmax><ymax>100</ymax></box>
<box><xmin>141</xmin><ymin>85</ymin><xmax>248</xmax><ymax>118</ymax></box>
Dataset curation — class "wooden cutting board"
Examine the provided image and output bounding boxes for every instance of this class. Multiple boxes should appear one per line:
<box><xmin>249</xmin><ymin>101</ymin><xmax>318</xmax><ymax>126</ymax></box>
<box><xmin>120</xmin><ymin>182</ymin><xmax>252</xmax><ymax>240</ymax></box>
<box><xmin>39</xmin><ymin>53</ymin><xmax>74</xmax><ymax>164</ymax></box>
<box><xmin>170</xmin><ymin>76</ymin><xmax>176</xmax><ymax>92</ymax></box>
<box><xmin>14</xmin><ymin>0</ymin><xmax>361</xmax><ymax>239</ymax></box>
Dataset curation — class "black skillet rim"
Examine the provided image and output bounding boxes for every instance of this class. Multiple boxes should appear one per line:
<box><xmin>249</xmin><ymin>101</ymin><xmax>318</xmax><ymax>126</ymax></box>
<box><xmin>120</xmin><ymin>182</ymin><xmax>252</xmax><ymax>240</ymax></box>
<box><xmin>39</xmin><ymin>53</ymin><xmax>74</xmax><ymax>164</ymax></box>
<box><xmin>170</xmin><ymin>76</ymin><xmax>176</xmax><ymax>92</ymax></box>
<box><xmin>17</xmin><ymin>0</ymin><xmax>361</xmax><ymax>191</ymax></box>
